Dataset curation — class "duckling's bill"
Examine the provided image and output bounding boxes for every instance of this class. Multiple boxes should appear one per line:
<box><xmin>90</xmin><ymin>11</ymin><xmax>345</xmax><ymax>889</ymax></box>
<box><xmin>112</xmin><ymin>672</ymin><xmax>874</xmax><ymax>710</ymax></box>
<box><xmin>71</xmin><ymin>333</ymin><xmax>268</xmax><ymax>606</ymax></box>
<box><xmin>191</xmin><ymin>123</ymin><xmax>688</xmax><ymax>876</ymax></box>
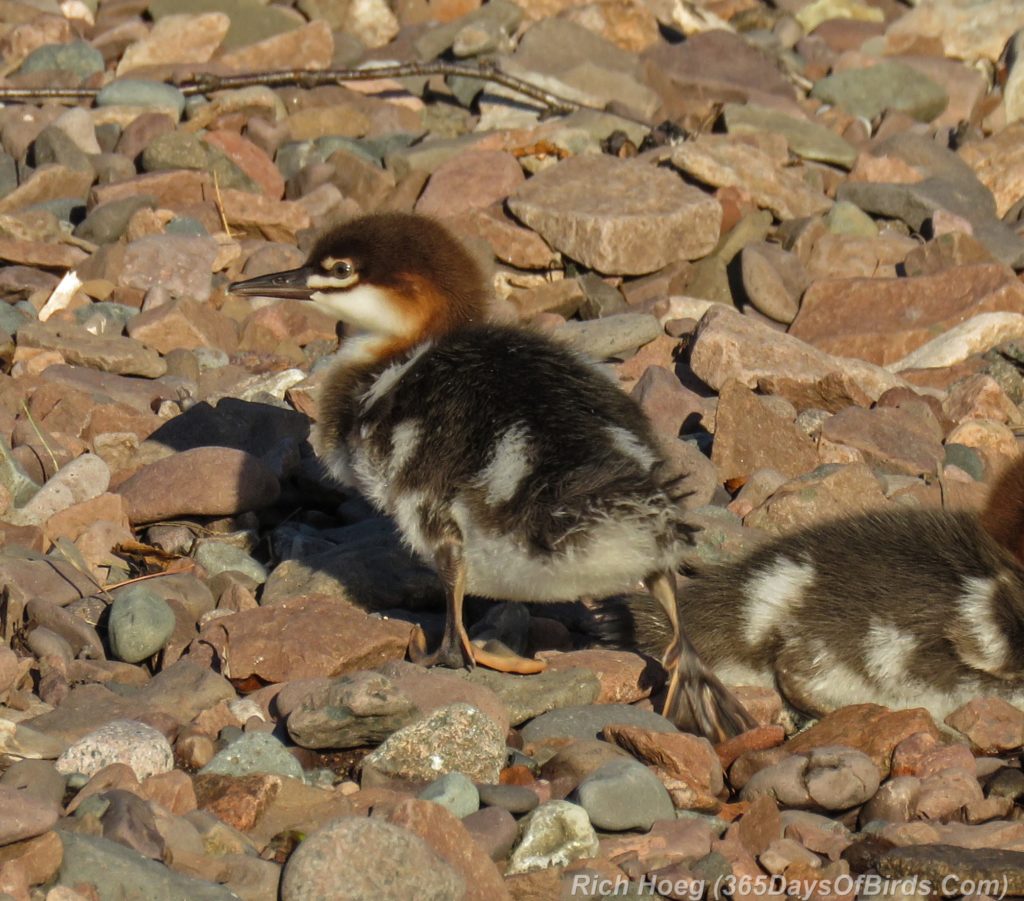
<box><xmin>229</xmin><ymin>268</ymin><xmax>317</xmax><ymax>300</ymax></box>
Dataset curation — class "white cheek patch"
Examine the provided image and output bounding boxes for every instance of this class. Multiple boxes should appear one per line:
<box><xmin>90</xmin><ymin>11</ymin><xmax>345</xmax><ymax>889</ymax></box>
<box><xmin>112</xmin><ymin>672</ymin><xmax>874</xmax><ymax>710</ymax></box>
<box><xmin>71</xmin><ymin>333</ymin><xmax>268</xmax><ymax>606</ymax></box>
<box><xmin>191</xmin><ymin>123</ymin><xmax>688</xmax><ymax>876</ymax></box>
<box><xmin>311</xmin><ymin>283</ymin><xmax>410</xmax><ymax>335</ymax></box>
<box><xmin>742</xmin><ymin>557</ymin><xmax>815</xmax><ymax>646</ymax></box>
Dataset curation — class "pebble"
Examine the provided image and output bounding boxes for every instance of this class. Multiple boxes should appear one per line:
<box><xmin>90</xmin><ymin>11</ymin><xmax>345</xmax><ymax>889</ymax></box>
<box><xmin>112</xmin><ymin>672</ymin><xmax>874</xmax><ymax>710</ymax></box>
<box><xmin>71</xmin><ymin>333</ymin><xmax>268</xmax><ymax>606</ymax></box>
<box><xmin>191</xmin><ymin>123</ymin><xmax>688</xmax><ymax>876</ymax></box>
<box><xmin>55</xmin><ymin>720</ymin><xmax>173</xmax><ymax>781</ymax></box>
<box><xmin>362</xmin><ymin>703</ymin><xmax>507</xmax><ymax>784</ymax></box>
<box><xmin>520</xmin><ymin>704</ymin><xmax>678</xmax><ymax>745</ymax></box>
<box><xmin>418</xmin><ymin>772</ymin><xmax>480</xmax><ymax>818</ymax></box>
<box><xmin>505</xmin><ymin>800</ymin><xmax>599</xmax><ymax>875</ymax></box>
<box><xmin>572</xmin><ymin>758</ymin><xmax>675</xmax><ymax>831</ymax></box>
<box><xmin>281</xmin><ymin>816</ymin><xmax>465</xmax><ymax>901</ymax></box>
<box><xmin>95</xmin><ymin>80</ymin><xmax>187</xmax><ymax>117</ymax></box>
<box><xmin>107</xmin><ymin>586</ymin><xmax>176</xmax><ymax>664</ymax></box>
<box><xmin>0</xmin><ymin>785</ymin><xmax>59</xmax><ymax>845</ymax></box>
<box><xmin>200</xmin><ymin>732</ymin><xmax>304</xmax><ymax>781</ymax></box>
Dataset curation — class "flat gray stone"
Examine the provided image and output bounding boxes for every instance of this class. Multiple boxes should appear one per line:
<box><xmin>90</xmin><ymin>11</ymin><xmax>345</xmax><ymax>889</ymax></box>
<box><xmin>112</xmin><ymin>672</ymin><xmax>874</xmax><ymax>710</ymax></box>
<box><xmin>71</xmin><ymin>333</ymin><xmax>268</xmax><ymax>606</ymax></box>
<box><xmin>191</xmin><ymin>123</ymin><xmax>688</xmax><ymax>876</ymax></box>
<box><xmin>520</xmin><ymin>704</ymin><xmax>678</xmax><ymax>744</ymax></box>
<box><xmin>419</xmin><ymin>772</ymin><xmax>480</xmax><ymax>818</ymax></box>
<box><xmin>18</xmin><ymin>41</ymin><xmax>103</xmax><ymax>78</ymax></box>
<box><xmin>556</xmin><ymin>313</ymin><xmax>662</xmax><ymax>361</ymax></box>
<box><xmin>508</xmin><ymin>154</ymin><xmax>721</xmax><ymax>275</ymax></box>
<box><xmin>811</xmin><ymin>61</ymin><xmax>948</xmax><ymax>122</ymax></box>
<box><xmin>200</xmin><ymin>731</ymin><xmax>304</xmax><ymax>780</ymax></box>
<box><xmin>56</xmin><ymin>831</ymin><xmax>237</xmax><ymax>900</ymax></box>
<box><xmin>461</xmin><ymin>668</ymin><xmax>600</xmax><ymax>726</ymax></box>
<box><xmin>108</xmin><ymin>586</ymin><xmax>176</xmax><ymax>664</ymax></box>
<box><xmin>96</xmin><ymin>80</ymin><xmax>186</xmax><ymax>116</ymax></box>
<box><xmin>573</xmin><ymin>758</ymin><xmax>675</xmax><ymax>831</ymax></box>
<box><xmin>723</xmin><ymin>103</ymin><xmax>857</xmax><ymax>169</ymax></box>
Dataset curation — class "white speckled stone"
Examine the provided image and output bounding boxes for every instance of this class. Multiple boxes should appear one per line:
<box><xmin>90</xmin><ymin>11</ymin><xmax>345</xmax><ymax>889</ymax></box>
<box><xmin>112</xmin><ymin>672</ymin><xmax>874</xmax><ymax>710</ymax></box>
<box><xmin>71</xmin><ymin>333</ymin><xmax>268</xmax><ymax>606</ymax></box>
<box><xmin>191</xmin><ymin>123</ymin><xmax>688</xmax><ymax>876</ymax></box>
<box><xmin>56</xmin><ymin>720</ymin><xmax>173</xmax><ymax>780</ymax></box>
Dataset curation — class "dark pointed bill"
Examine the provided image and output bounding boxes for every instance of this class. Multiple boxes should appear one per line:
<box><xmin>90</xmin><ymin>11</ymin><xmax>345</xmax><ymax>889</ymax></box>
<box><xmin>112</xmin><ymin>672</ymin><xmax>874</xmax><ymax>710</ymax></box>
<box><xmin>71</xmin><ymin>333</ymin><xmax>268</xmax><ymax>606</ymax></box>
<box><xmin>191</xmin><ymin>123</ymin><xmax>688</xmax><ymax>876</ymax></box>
<box><xmin>228</xmin><ymin>267</ymin><xmax>316</xmax><ymax>299</ymax></box>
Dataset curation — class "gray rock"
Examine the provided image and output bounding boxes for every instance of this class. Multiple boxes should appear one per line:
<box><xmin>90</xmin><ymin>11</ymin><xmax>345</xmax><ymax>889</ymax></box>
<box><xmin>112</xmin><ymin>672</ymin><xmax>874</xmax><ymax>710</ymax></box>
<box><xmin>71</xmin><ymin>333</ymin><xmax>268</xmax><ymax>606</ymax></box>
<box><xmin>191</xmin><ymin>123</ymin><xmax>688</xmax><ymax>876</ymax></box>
<box><xmin>56</xmin><ymin>831</ymin><xmax>237</xmax><ymax>900</ymax></box>
<box><xmin>286</xmin><ymin>671</ymin><xmax>417</xmax><ymax>749</ymax></box>
<box><xmin>825</xmin><ymin>200</ymin><xmax>878</xmax><ymax>237</ymax></box>
<box><xmin>462</xmin><ymin>806</ymin><xmax>519</xmax><ymax>861</ymax></box>
<box><xmin>477</xmin><ymin>782</ymin><xmax>539</xmax><ymax>814</ymax></box>
<box><xmin>6</xmin><ymin>452</ymin><xmax>110</xmax><ymax>527</ymax></box>
<box><xmin>135</xmin><ymin>659</ymin><xmax>236</xmax><ymax>723</ymax></box>
<box><xmin>462</xmin><ymin>668</ymin><xmax>600</xmax><ymax>726</ymax></box>
<box><xmin>281</xmin><ymin>816</ymin><xmax>465</xmax><ymax>901</ymax></box>
<box><xmin>520</xmin><ymin>704</ymin><xmax>678</xmax><ymax>745</ymax></box>
<box><xmin>508</xmin><ymin>154</ymin><xmax>721</xmax><ymax>275</ymax></box>
<box><xmin>0</xmin><ymin>435</ymin><xmax>40</xmax><ymax>508</ymax></box>
<box><xmin>413</xmin><ymin>0</ymin><xmax>522</xmax><ymax>60</ymax></box>
<box><xmin>419</xmin><ymin>772</ymin><xmax>480</xmax><ymax>818</ymax></box>
<box><xmin>0</xmin><ymin>759</ymin><xmax>67</xmax><ymax>808</ymax></box>
<box><xmin>362</xmin><ymin>703</ymin><xmax>506</xmax><ymax>783</ymax></box>
<box><xmin>723</xmin><ymin>103</ymin><xmax>857</xmax><ymax>169</ymax></box>
<box><xmin>572</xmin><ymin>759</ymin><xmax>675</xmax><ymax>831</ymax></box>
<box><xmin>192</xmin><ymin>540</ymin><xmax>268</xmax><ymax>583</ymax></box>
<box><xmin>75</xmin><ymin>196</ymin><xmax>157</xmax><ymax>244</ymax></box>
<box><xmin>95</xmin><ymin>80</ymin><xmax>186</xmax><ymax>117</ymax></box>
<box><xmin>810</xmin><ymin>61</ymin><xmax>948</xmax><ymax>122</ymax></box>
<box><xmin>739</xmin><ymin>242</ymin><xmax>807</xmax><ymax>325</ymax></box>
<box><xmin>33</xmin><ymin>125</ymin><xmax>93</xmax><ymax>173</ymax></box>
<box><xmin>557</xmin><ymin>313</ymin><xmax>663</xmax><ymax>361</ymax></box>
<box><xmin>107</xmin><ymin>586</ymin><xmax>176</xmax><ymax>664</ymax></box>
<box><xmin>505</xmin><ymin>800</ymin><xmax>599</xmax><ymax>875</ymax></box>
<box><xmin>200</xmin><ymin>731</ymin><xmax>304</xmax><ymax>780</ymax></box>
<box><xmin>15</xmin><ymin>321</ymin><xmax>166</xmax><ymax>378</ymax></box>
<box><xmin>742</xmin><ymin>747</ymin><xmax>880</xmax><ymax>811</ymax></box>
<box><xmin>56</xmin><ymin>720</ymin><xmax>173</xmax><ymax>781</ymax></box>
<box><xmin>18</xmin><ymin>41</ymin><xmax>104</xmax><ymax>79</ymax></box>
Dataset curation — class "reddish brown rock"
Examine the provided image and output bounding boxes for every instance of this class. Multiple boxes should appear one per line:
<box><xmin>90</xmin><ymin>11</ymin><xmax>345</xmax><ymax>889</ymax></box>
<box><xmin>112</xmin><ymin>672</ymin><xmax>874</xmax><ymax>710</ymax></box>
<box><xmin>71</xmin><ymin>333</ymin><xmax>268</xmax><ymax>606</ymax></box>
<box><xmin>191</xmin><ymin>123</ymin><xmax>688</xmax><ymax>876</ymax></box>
<box><xmin>711</xmin><ymin>380</ymin><xmax>819</xmax><ymax>482</ymax></box>
<box><xmin>127</xmin><ymin>298</ymin><xmax>238</xmax><ymax>354</ymax></box>
<box><xmin>733</xmin><ymin>795</ymin><xmax>782</xmax><ymax>858</ymax></box>
<box><xmin>890</xmin><ymin>731</ymin><xmax>974</xmax><ymax>779</ymax></box>
<box><xmin>0</xmin><ymin>830</ymin><xmax>62</xmax><ymax>887</ymax></box>
<box><xmin>0</xmin><ymin>165</ymin><xmax>94</xmax><ymax>214</ymax></box>
<box><xmin>117</xmin><ymin>11</ymin><xmax>229</xmax><ymax>74</ymax></box>
<box><xmin>715</xmin><ymin>725</ymin><xmax>787</xmax><ymax>771</ymax></box>
<box><xmin>943</xmin><ymin>374</ymin><xmax>1021</xmax><ymax>426</ymax></box>
<box><xmin>387</xmin><ymin>798</ymin><xmax>511</xmax><ymax>901</ymax></box>
<box><xmin>785</xmin><ymin>705</ymin><xmax>940</xmax><ymax>777</ymax></box>
<box><xmin>89</xmin><ymin>171</ymin><xmax>212</xmax><ymax>210</ymax></box>
<box><xmin>203</xmin><ymin>130</ymin><xmax>285</xmax><ymax>199</ymax></box>
<box><xmin>194</xmin><ymin>772</ymin><xmax>282</xmax><ymax>831</ymax></box>
<box><xmin>791</xmin><ymin>264</ymin><xmax>1024</xmax><ymax>365</ymax></box>
<box><xmin>445</xmin><ymin>205</ymin><xmax>558</xmax><ymax>270</ymax></box>
<box><xmin>140</xmin><ymin>769</ymin><xmax>198</xmax><ymax>815</ymax></box>
<box><xmin>604</xmin><ymin>724</ymin><xmax>723</xmax><ymax>802</ymax></box>
<box><xmin>219</xmin><ymin>189</ymin><xmax>311</xmax><ymax>243</ymax></box>
<box><xmin>218</xmin><ymin>19</ymin><xmax>334</xmax><ymax>71</ymax></box>
<box><xmin>819</xmin><ymin>406</ymin><xmax>944</xmax><ymax>476</ymax></box>
<box><xmin>191</xmin><ymin>595</ymin><xmax>413</xmax><ymax>685</ymax></box>
<box><xmin>629</xmin><ymin>364</ymin><xmax>707</xmax><ymax>440</ymax></box>
<box><xmin>541</xmin><ymin>650</ymin><xmax>661</xmax><ymax>704</ymax></box>
<box><xmin>117</xmin><ymin>447</ymin><xmax>280</xmax><ymax>524</ymax></box>
<box><xmin>416</xmin><ymin>150</ymin><xmax>524</xmax><ymax>218</ymax></box>
<box><xmin>945</xmin><ymin>696</ymin><xmax>1024</xmax><ymax>754</ymax></box>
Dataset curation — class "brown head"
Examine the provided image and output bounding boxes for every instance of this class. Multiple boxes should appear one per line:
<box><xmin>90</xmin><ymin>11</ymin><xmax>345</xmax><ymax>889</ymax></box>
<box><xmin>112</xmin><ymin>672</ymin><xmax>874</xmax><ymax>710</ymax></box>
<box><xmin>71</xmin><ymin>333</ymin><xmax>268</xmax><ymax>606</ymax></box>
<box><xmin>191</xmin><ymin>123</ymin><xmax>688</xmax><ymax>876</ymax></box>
<box><xmin>229</xmin><ymin>212</ymin><xmax>489</xmax><ymax>364</ymax></box>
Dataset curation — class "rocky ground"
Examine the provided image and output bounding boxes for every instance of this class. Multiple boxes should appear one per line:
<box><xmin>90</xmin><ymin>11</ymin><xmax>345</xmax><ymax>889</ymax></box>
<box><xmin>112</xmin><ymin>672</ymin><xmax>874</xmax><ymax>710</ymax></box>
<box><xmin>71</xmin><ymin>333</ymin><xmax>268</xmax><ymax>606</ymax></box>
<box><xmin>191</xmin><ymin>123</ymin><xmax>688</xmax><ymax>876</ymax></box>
<box><xmin>3</xmin><ymin>0</ymin><xmax>1024</xmax><ymax>898</ymax></box>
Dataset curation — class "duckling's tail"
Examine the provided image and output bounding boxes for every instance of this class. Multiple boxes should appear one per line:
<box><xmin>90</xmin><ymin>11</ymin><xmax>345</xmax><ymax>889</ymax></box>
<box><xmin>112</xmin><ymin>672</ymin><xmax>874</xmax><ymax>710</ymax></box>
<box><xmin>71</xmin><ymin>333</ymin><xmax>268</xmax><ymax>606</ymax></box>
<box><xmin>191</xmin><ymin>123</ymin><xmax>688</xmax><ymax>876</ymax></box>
<box><xmin>590</xmin><ymin>592</ymin><xmax>755</xmax><ymax>741</ymax></box>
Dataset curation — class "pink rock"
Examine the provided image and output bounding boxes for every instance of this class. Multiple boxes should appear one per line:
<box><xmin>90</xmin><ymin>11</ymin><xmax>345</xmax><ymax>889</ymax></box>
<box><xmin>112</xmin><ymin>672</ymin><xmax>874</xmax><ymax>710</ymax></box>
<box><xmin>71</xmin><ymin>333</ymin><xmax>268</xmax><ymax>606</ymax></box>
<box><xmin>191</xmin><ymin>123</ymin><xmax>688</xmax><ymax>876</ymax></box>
<box><xmin>416</xmin><ymin>150</ymin><xmax>524</xmax><ymax>218</ymax></box>
<box><xmin>203</xmin><ymin>131</ymin><xmax>285</xmax><ymax>200</ymax></box>
<box><xmin>945</xmin><ymin>696</ymin><xmax>1024</xmax><ymax>753</ymax></box>
<box><xmin>541</xmin><ymin>650</ymin><xmax>660</xmax><ymax>704</ymax></box>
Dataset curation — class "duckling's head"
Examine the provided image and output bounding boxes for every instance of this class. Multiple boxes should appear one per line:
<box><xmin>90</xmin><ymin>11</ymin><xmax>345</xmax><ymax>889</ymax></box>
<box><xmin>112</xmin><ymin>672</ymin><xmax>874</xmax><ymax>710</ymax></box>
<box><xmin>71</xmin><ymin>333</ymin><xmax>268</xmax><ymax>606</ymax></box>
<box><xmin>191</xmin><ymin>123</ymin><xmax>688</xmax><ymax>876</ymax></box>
<box><xmin>229</xmin><ymin>212</ymin><xmax>489</xmax><ymax>359</ymax></box>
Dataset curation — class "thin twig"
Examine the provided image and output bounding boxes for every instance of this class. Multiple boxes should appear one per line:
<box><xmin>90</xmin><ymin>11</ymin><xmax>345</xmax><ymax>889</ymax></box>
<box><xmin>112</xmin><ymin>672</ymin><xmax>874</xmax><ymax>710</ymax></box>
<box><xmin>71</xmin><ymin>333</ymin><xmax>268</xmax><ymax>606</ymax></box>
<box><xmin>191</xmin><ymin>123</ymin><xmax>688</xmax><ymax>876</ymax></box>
<box><xmin>0</xmin><ymin>61</ymin><xmax>587</xmax><ymax>118</ymax></box>
<box><xmin>18</xmin><ymin>400</ymin><xmax>59</xmax><ymax>476</ymax></box>
<box><xmin>212</xmin><ymin>169</ymin><xmax>233</xmax><ymax>240</ymax></box>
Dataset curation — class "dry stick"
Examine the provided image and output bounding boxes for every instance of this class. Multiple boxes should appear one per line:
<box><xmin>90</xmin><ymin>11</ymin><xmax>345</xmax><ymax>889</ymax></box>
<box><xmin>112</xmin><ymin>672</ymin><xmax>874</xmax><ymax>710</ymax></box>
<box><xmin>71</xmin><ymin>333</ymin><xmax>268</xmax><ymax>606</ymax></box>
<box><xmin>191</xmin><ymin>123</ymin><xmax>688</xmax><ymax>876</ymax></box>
<box><xmin>0</xmin><ymin>61</ymin><xmax>585</xmax><ymax>118</ymax></box>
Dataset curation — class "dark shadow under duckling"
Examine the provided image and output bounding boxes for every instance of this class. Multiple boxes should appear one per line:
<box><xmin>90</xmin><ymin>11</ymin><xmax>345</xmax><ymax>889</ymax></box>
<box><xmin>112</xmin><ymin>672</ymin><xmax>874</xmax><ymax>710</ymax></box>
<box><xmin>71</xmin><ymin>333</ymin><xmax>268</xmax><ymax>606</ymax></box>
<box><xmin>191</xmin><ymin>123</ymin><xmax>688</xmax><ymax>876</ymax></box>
<box><xmin>597</xmin><ymin>454</ymin><xmax>1024</xmax><ymax>722</ymax></box>
<box><xmin>230</xmin><ymin>212</ymin><xmax>754</xmax><ymax>741</ymax></box>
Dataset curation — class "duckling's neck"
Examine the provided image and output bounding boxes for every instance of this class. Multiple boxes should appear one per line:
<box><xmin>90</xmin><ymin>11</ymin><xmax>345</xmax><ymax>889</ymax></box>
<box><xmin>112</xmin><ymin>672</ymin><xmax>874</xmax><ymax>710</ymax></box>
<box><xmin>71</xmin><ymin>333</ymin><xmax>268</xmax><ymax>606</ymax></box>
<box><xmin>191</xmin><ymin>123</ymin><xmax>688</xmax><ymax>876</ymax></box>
<box><xmin>980</xmin><ymin>454</ymin><xmax>1024</xmax><ymax>564</ymax></box>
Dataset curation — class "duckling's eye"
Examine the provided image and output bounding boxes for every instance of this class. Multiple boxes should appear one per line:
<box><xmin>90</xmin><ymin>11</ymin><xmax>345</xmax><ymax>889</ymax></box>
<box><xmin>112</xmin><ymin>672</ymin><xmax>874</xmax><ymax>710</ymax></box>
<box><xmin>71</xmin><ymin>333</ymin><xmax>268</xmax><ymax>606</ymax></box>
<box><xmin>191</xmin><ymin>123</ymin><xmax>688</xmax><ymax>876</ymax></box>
<box><xmin>332</xmin><ymin>261</ymin><xmax>353</xmax><ymax>277</ymax></box>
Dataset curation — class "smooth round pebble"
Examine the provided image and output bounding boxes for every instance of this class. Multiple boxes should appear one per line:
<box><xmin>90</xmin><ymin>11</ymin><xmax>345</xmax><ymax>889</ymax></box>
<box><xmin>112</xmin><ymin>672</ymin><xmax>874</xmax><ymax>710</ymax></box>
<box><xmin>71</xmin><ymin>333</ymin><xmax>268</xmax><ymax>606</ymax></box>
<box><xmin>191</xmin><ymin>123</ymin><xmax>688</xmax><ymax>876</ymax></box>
<box><xmin>18</xmin><ymin>40</ymin><xmax>104</xmax><ymax>78</ymax></box>
<box><xmin>192</xmin><ymin>540</ymin><xmax>268</xmax><ymax>583</ymax></box>
<box><xmin>96</xmin><ymin>79</ymin><xmax>186</xmax><ymax>117</ymax></box>
<box><xmin>0</xmin><ymin>785</ymin><xmax>59</xmax><ymax>844</ymax></box>
<box><xmin>199</xmin><ymin>731</ymin><xmax>304</xmax><ymax>780</ymax></box>
<box><xmin>572</xmin><ymin>758</ymin><xmax>675</xmax><ymax>831</ymax></box>
<box><xmin>281</xmin><ymin>816</ymin><xmax>465</xmax><ymax>901</ymax></box>
<box><xmin>418</xmin><ymin>772</ymin><xmax>480</xmax><ymax>818</ymax></box>
<box><xmin>462</xmin><ymin>806</ymin><xmax>519</xmax><ymax>861</ymax></box>
<box><xmin>505</xmin><ymin>800</ymin><xmax>599</xmax><ymax>875</ymax></box>
<box><xmin>56</xmin><ymin>720</ymin><xmax>173</xmax><ymax>780</ymax></box>
<box><xmin>107</xmin><ymin>586</ymin><xmax>176</xmax><ymax>663</ymax></box>
<box><xmin>477</xmin><ymin>782</ymin><xmax>539</xmax><ymax>814</ymax></box>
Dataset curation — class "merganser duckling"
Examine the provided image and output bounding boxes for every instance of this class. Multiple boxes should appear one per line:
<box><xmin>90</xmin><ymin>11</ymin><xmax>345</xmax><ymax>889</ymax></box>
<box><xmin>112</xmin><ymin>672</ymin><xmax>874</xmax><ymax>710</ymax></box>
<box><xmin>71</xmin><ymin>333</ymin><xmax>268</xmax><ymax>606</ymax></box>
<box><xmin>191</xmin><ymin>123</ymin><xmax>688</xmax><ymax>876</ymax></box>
<box><xmin>230</xmin><ymin>212</ymin><xmax>754</xmax><ymax>740</ymax></box>
<box><xmin>598</xmin><ymin>454</ymin><xmax>1024</xmax><ymax>723</ymax></box>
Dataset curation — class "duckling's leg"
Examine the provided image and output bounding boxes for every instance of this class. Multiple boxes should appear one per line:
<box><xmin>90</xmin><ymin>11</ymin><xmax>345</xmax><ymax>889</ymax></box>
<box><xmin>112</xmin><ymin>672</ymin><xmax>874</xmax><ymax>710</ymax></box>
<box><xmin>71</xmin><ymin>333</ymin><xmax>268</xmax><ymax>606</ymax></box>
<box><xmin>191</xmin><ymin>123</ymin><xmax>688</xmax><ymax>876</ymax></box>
<box><xmin>410</xmin><ymin>536</ymin><xmax>548</xmax><ymax>674</ymax></box>
<box><xmin>645</xmin><ymin>571</ymin><xmax>756</xmax><ymax>741</ymax></box>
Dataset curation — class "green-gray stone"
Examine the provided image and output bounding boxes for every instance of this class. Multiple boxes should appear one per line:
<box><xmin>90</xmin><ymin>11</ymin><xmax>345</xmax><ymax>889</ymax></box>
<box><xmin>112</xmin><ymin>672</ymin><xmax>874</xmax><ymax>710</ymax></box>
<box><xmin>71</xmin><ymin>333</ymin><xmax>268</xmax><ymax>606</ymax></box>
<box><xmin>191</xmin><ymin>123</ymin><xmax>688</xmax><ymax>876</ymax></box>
<box><xmin>141</xmin><ymin>132</ymin><xmax>257</xmax><ymax>192</ymax></box>
<box><xmin>944</xmin><ymin>443</ymin><xmax>984</xmax><ymax>481</ymax></box>
<box><xmin>74</xmin><ymin>196</ymin><xmax>156</xmax><ymax>245</ymax></box>
<box><xmin>825</xmin><ymin>200</ymin><xmax>878</xmax><ymax>237</ymax></box>
<box><xmin>413</xmin><ymin>0</ymin><xmax>522</xmax><ymax>61</ymax></box>
<box><xmin>18</xmin><ymin>41</ymin><xmax>103</xmax><ymax>79</ymax></box>
<box><xmin>107</xmin><ymin>586</ymin><xmax>176</xmax><ymax>663</ymax></box>
<box><xmin>0</xmin><ymin>151</ymin><xmax>16</xmax><ymax>198</ymax></box>
<box><xmin>462</xmin><ymin>667</ymin><xmax>600</xmax><ymax>726</ymax></box>
<box><xmin>74</xmin><ymin>302</ymin><xmax>138</xmax><ymax>333</ymax></box>
<box><xmin>166</xmin><ymin>216</ymin><xmax>208</xmax><ymax>236</ymax></box>
<box><xmin>573</xmin><ymin>758</ymin><xmax>675</xmax><ymax>832</ymax></box>
<box><xmin>419</xmin><ymin>772</ymin><xmax>480</xmax><ymax>818</ymax></box>
<box><xmin>0</xmin><ymin>304</ymin><xmax>32</xmax><ymax>338</ymax></box>
<box><xmin>724</xmin><ymin>103</ymin><xmax>857</xmax><ymax>169</ymax></box>
<box><xmin>0</xmin><ymin>436</ymin><xmax>40</xmax><ymax>508</ymax></box>
<box><xmin>57</xmin><ymin>832</ymin><xmax>237</xmax><ymax>901</ymax></box>
<box><xmin>192</xmin><ymin>540</ymin><xmax>267</xmax><ymax>583</ymax></box>
<box><xmin>32</xmin><ymin>126</ymin><xmax>92</xmax><ymax>173</ymax></box>
<box><xmin>810</xmin><ymin>61</ymin><xmax>948</xmax><ymax>122</ymax></box>
<box><xmin>96</xmin><ymin>80</ymin><xmax>186</xmax><ymax>118</ymax></box>
<box><xmin>200</xmin><ymin>731</ymin><xmax>304</xmax><ymax>780</ymax></box>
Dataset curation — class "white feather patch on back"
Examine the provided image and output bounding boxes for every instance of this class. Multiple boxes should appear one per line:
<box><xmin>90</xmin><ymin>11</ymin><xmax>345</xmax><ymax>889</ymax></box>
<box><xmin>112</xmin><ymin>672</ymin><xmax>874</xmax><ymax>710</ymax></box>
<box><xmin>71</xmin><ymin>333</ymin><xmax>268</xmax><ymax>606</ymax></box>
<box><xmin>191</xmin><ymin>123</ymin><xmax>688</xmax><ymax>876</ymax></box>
<box><xmin>957</xmin><ymin>576</ymin><xmax>1011</xmax><ymax>674</ymax></box>
<box><xmin>477</xmin><ymin>423</ymin><xmax>533</xmax><ymax>505</ymax></box>
<box><xmin>361</xmin><ymin>343</ymin><xmax>431</xmax><ymax>411</ymax></box>
<box><xmin>863</xmin><ymin>621</ymin><xmax>917</xmax><ymax>683</ymax></box>
<box><xmin>743</xmin><ymin>558</ymin><xmax>815</xmax><ymax>646</ymax></box>
<box><xmin>605</xmin><ymin>425</ymin><xmax>657</xmax><ymax>471</ymax></box>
